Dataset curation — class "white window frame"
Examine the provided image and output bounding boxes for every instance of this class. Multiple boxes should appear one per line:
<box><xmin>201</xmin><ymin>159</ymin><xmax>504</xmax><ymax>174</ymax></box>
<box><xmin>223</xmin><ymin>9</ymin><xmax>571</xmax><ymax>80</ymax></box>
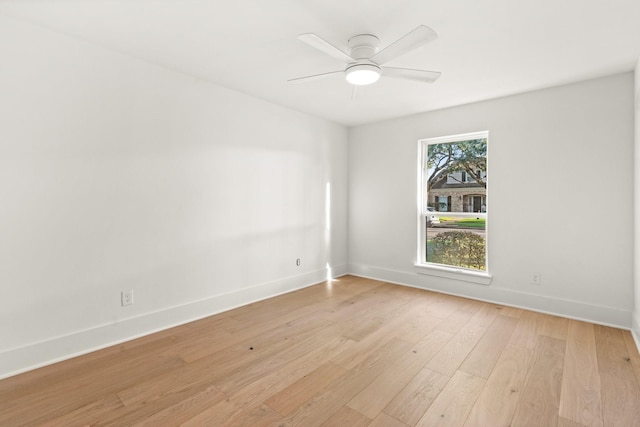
<box><xmin>415</xmin><ymin>131</ymin><xmax>492</xmax><ymax>285</ymax></box>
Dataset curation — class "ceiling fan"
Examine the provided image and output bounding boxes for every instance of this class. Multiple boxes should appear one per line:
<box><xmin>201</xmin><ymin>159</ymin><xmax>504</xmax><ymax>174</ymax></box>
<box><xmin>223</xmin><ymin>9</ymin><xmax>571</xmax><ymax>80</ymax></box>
<box><xmin>289</xmin><ymin>25</ymin><xmax>441</xmax><ymax>86</ymax></box>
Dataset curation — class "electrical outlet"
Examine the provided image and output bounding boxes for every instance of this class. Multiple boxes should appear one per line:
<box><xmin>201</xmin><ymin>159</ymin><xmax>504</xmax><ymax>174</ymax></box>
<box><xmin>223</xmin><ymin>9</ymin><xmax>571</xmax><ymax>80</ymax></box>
<box><xmin>530</xmin><ymin>272</ymin><xmax>540</xmax><ymax>285</ymax></box>
<box><xmin>121</xmin><ymin>290</ymin><xmax>134</xmax><ymax>306</ymax></box>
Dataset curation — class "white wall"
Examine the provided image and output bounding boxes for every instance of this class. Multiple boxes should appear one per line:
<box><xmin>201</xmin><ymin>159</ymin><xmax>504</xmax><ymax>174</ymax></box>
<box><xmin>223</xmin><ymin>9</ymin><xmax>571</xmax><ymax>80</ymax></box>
<box><xmin>634</xmin><ymin>59</ymin><xmax>640</xmax><ymax>346</ymax></box>
<box><xmin>0</xmin><ymin>15</ymin><xmax>348</xmax><ymax>378</ymax></box>
<box><xmin>349</xmin><ymin>73</ymin><xmax>635</xmax><ymax>328</ymax></box>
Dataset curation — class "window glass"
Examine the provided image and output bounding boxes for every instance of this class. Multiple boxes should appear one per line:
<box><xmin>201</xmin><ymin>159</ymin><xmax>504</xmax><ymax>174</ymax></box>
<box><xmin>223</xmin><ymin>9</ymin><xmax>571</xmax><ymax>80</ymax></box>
<box><xmin>419</xmin><ymin>132</ymin><xmax>488</xmax><ymax>272</ymax></box>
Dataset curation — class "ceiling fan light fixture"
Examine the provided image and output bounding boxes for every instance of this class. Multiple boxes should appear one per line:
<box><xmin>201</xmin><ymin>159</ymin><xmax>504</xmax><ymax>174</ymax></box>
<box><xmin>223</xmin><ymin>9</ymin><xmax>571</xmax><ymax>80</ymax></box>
<box><xmin>345</xmin><ymin>63</ymin><xmax>381</xmax><ymax>85</ymax></box>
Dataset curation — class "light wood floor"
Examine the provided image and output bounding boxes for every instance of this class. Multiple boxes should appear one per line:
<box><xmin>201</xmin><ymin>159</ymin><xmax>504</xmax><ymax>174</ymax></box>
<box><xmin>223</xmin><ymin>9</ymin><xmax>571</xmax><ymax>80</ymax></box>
<box><xmin>2</xmin><ymin>275</ymin><xmax>640</xmax><ymax>426</ymax></box>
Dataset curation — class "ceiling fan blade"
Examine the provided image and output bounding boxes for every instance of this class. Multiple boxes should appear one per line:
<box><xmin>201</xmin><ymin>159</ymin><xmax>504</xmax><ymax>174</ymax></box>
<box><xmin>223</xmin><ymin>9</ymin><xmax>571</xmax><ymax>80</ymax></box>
<box><xmin>288</xmin><ymin>70</ymin><xmax>344</xmax><ymax>84</ymax></box>
<box><xmin>372</xmin><ymin>25</ymin><xmax>437</xmax><ymax>64</ymax></box>
<box><xmin>297</xmin><ymin>33</ymin><xmax>353</xmax><ymax>62</ymax></box>
<box><xmin>382</xmin><ymin>67</ymin><xmax>441</xmax><ymax>83</ymax></box>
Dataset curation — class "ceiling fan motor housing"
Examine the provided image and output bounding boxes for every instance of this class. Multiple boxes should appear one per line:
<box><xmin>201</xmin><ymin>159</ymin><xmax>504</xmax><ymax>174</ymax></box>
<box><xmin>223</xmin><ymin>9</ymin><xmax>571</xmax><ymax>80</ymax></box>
<box><xmin>347</xmin><ymin>34</ymin><xmax>380</xmax><ymax>59</ymax></box>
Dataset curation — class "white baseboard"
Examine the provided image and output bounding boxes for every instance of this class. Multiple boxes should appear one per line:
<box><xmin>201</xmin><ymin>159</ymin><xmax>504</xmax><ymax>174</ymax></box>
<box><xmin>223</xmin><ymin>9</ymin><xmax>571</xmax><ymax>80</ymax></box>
<box><xmin>0</xmin><ymin>264</ymin><xmax>347</xmax><ymax>380</ymax></box>
<box><xmin>632</xmin><ymin>311</ymin><xmax>640</xmax><ymax>354</ymax></box>
<box><xmin>348</xmin><ymin>263</ymin><xmax>632</xmax><ymax>330</ymax></box>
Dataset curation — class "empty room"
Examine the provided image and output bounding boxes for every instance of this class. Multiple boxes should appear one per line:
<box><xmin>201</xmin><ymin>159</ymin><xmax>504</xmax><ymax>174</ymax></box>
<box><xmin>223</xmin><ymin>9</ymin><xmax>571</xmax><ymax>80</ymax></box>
<box><xmin>1</xmin><ymin>0</ymin><xmax>640</xmax><ymax>426</ymax></box>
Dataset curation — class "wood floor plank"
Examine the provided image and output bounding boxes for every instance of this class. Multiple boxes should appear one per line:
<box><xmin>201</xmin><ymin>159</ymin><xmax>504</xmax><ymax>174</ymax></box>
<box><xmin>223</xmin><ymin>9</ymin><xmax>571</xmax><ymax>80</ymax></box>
<box><xmin>509</xmin><ymin>309</ymin><xmax>545</xmax><ymax>350</ymax></box>
<box><xmin>214</xmin><ymin>321</ymin><xmax>342</xmax><ymax>395</ymax></box>
<box><xmin>558</xmin><ymin>417</ymin><xmax>589</xmax><ymax>427</ymax></box>
<box><xmin>422</xmin><ymin>294</ymin><xmax>466</xmax><ymax>319</ymax></box>
<box><xmin>228</xmin><ymin>336</ymin><xmax>352</xmax><ymax>409</ymax></box>
<box><xmin>599</xmin><ymin>373</ymin><xmax>640</xmax><ymax>427</ymax></box>
<box><xmin>558</xmin><ymin>320</ymin><xmax>603</xmax><ymax>427</ymax></box>
<box><xmin>497</xmin><ymin>305</ymin><xmax>523</xmax><ymax>318</ymax></box>
<box><xmin>179</xmin><ymin>317</ymin><xmax>337</xmax><ymax>395</ymax></box>
<box><xmin>107</xmin><ymin>369</ymin><xmax>227</xmax><ymax>426</ymax></box>
<box><xmin>279</xmin><ymin>337</ymin><xmax>414</xmax><ymax>427</ymax></box>
<box><xmin>38</xmin><ymin>395</ymin><xmax>124</xmax><ymax>427</ymax></box>
<box><xmin>425</xmin><ymin>305</ymin><xmax>499</xmax><ymax>377</ymax></box>
<box><xmin>218</xmin><ymin>403</ymin><xmax>282</xmax><ymax>427</ymax></box>
<box><xmin>347</xmin><ymin>329</ymin><xmax>453</xmax><ymax>419</ymax></box>
<box><xmin>116</xmin><ymin>360</ymin><xmax>216</xmax><ymax>407</ymax></box>
<box><xmin>415</xmin><ymin>370</ymin><xmax>486</xmax><ymax>427</ymax></box>
<box><xmin>464</xmin><ymin>344</ymin><xmax>532</xmax><ymax>427</ymax></box>
<box><xmin>370</xmin><ymin>412</ymin><xmax>411</xmax><ymax>427</ymax></box>
<box><xmin>435</xmin><ymin>300</ymin><xmax>483</xmax><ymax>335</ymax></box>
<box><xmin>622</xmin><ymin>330</ymin><xmax>640</xmax><ymax>386</ymax></box>
<box><xmin>539</xmin><ymin>313</ymin><xmax>569</xmax><ymax>341</ymax></box>
<box><xmin>1</xmin><ymin>276</ymin><xmax>638</xmax><ymax>426</ymax></box>
<box><xmin>393</xmin><ymin>303</ymin><xmax>444</xmax><ymax>344</ymax></box>
<box><xmin>226</xmin><ymin>281</ymin><xmax>346</xmax><ymax>325</ymax></box>
<box><xmin>178</xmin><ymin>280</ymin><xmax>375</xmax><ymax>362</ymax></box>
<box><xmin>180</xmin><ymin>399</ymin><xmax>240</xmax><ymax>426</ymax></box>
<box><xmin>384</xmin><ymin>367</ymin><xmax>450</xmax><ymax>426</ymax></box>
<box><xmin>265</xmin><ymin>362</ymin><xmax>348</xmax><ymax>417</ymax></box>
<box><xmin>342</xmin><ymin>315</ymin><xmax>390</xmax><ymax>342</ymax></box>
<box><xmin>594</xmin><ymin>324</ymin><xmax>637</xmax><ymax>380</ymax></box>
<box><xmin>459</xmin><ymin>314</ymin><xmax>518</xmax><ymax>379</ymax></box>
<box><xmin>128</xmin><ymin>384</ymin><xmax>226</xmax><ymax>427</ymax></box>
<box><xmin>511</xmin><ymin>335</ymin><xmax>565</xmax><ymax>427</ymax></box>
<box><xmin>0</xmin><ymin>355</ymin><xmax>185</xmax><ymax>426</ymax></box>
<box><xmin>593</xmin><ymin>324</ymin><xmax>640</xmax><ymax>426</ymax></box>
<box><xmin>159</xmin><ymin>327</ymin><xmax>235</xmax><ymax>362</ymax></box>
<box><xmin>334</xmin><ymin>289</ymin><xmax>411</xmax><ymax>342</ymax></box>
<box><xmin>325</xmin><ymin>283</ymin><xmax>404</xmax><ymax>324</ymax></box>
<box><xmin>329</xmin><ymin>301</ymin><xmax>437</xmax><ymax>371</ymax></box>
<box><xmin>179</xmin><ymin>307</ymin><xmax>333</xmax><ymax>363</ymax></box>
<box><xmin>318</xmin><ymin>406</ymin><xmax>371</xmax><ymax>427</ymax></box>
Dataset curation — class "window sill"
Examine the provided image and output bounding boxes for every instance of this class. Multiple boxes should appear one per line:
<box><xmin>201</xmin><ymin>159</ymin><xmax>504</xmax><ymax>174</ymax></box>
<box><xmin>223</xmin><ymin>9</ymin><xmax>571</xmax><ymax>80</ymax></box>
<box><xmin>414</xmin><ymin>263</ymin><xmax>492</xmax><ymax>285</ymax></box>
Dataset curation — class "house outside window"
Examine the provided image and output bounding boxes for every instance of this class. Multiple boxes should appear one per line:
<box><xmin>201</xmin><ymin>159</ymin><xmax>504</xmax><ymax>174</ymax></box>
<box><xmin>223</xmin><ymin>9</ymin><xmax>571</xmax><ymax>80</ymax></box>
<box><xmin>417</xmin><ymin>131</ymin><xmax>490</xmax><ymax>282</ymax></box>
<box><xmin>432</xmin><ymin>170</ymin><xmax>487</xmax><ymax>213</ymax></box>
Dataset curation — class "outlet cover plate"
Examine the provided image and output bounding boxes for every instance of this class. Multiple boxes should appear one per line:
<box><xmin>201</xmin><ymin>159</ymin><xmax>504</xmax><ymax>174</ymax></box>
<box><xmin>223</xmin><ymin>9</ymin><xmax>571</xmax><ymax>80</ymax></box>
<box><xmin>530</xmin><ymin>273</ymin><xmax>540</xmax><ymax>285</ymax></box>
<box><xmin>121</xmin><ymin>290</ymin><xmax>134</xmax><ymax>306</ymax></box>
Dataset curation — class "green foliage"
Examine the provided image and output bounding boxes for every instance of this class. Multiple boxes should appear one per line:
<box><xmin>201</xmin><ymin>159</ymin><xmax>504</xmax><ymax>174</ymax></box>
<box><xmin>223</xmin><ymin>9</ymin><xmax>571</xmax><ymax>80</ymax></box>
<box><xmin>427</xmin><ymin>139</ymin><xmax>487</xmax><ymax>190</ymax></box>
<box><xmin>427</xmin><ymin>231</ymin><xmax>486</xmax><ymax>270</ymax></box>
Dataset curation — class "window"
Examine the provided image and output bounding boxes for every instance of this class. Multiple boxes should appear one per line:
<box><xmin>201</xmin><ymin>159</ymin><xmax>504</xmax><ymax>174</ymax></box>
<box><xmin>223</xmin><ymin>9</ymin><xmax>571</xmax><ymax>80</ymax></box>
<box><xmin>437</xmin><ymin>196</ymin><xmax>451</xmax><ymax>212</ymax></box>
<box><xmin>417</xmin><ymin>131</ymin><xmax>490</xmax><ymax>283</ymax></box>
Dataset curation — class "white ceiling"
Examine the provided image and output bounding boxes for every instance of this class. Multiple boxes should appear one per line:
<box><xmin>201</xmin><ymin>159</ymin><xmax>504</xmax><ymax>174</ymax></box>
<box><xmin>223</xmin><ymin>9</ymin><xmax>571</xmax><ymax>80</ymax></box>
<box><xmin>1</xmin><ymin>0</ymin><xmax>639</xmax><ymax>127</ymax></box>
